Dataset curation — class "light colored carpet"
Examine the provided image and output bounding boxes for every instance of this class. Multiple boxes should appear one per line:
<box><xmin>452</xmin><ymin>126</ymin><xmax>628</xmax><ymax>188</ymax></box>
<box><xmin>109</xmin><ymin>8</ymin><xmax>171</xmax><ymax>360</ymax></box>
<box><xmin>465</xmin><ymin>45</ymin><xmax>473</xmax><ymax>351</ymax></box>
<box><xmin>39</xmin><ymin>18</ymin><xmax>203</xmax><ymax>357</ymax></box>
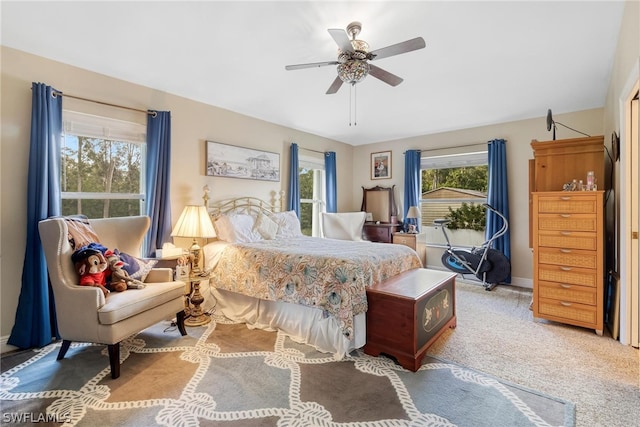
<box><xmin>427</xmin><ymin>279</ymin><xmax>640</xmax><ymax>427</ymax></box>
<box><xmin>1</xmin><ymin>289</ymin><xmax>576</xmax><ymax>427</ymax></box>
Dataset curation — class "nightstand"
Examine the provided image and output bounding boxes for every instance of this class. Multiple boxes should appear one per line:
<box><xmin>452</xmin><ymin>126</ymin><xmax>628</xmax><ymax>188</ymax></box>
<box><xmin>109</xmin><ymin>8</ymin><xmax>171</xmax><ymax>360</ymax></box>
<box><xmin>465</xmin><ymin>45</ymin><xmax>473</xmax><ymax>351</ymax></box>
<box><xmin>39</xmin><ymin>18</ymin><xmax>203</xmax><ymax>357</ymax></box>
<box><xmin>392</xmin><ymin>232</ymin><xmax>426</xmax><ymax>267</ymax></box>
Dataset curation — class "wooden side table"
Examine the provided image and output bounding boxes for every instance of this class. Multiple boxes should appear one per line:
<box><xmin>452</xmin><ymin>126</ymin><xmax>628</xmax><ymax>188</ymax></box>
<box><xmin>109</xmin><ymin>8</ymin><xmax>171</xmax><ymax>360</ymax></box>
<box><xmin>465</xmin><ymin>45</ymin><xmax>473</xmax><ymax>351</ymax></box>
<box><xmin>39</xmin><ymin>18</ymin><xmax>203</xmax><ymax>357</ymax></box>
<box><xmin>392</xmin><ymin>232</ymin><xmax>426</xmax><ymax>267</ymax></box>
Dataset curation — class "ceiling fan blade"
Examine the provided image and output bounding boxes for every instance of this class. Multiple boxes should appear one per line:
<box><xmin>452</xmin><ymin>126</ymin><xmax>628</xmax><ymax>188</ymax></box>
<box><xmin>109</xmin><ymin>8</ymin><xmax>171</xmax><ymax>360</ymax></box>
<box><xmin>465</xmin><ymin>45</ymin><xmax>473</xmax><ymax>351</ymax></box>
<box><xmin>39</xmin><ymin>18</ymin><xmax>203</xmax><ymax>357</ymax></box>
<box><xmin>369</xmin><ymin>37</ymin><xmax>426</xmax><ymax>61</ymax></box>
<box><xmin>285</xmin><ymin>61</ymin><xmax>338</xmax><ymax>71</ymax></box>
<box><xmin>328</xmin><ymin>28</ymin><xmax>354</xmax><ymax>53</ymax></box>
<box><xmin>326</xmin><ymin>76</ymin><xmax>344</xmax><ymax>94</ymax></box>
<box><xmin>369</xmin><ymin>64</ymin><xmax>403</xmax><ymax>87</ymax></box>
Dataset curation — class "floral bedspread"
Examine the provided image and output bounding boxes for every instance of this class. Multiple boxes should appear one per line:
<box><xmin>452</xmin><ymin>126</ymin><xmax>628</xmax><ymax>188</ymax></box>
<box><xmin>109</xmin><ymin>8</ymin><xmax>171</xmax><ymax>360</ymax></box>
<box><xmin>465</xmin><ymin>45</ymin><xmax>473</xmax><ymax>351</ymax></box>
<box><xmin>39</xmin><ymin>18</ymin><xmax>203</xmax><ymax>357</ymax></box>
<box><xmin>209</xmin><ymin>236</ymin><xmax>422</xmax><ymax>339</ymax></box>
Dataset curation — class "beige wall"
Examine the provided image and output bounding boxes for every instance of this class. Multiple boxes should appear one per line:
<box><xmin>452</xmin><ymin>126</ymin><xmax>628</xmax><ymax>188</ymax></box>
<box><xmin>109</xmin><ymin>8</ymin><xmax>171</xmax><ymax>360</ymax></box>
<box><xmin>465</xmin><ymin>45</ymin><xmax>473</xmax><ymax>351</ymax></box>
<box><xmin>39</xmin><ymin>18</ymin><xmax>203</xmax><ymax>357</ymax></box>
<box><xmin>0</xmin><ymin>46</ymin><xmax>353</xmax><ymax>345</ymax></box>
<box><xmin>352</xmin><ymin>109</ymin><xmax>605</xmax><ymax>285</ymax></box>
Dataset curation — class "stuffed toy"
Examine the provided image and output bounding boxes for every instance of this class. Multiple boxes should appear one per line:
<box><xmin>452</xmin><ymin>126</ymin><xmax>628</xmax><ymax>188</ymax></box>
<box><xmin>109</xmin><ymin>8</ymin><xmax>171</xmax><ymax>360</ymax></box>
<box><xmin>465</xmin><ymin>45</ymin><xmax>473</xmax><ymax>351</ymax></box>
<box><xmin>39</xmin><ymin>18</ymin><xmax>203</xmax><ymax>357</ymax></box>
<box><xmin>71</xmin><ymin>245</ymin><xmax>114</xmax><ymax>296</ymax></box>
<box><xmin>105</xmin><ymin>250</ymin><xmax>146</xmax><ymax>290</ymax></box>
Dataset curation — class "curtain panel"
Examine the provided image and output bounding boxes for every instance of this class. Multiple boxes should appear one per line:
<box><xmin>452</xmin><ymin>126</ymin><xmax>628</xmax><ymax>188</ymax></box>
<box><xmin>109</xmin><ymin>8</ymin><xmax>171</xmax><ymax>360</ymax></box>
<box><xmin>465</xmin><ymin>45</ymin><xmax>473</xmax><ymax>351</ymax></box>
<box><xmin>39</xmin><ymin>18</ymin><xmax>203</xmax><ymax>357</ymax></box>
<box><xmin>9</xmin><ymin>83</ymin><xmax>62</xmax><ymax>348</ymax></box>
<box><xmin>487</xmin><ymin>138</ymin><xmax>511</xmax><ymax>283</ymax></box>
<box><xmin>403</xmin><ymin>149</ymin><xmax>421</xmax><ymax>232</ymax></box>
<box><xmin>324</xmin><ymin>151</ymin><xmax>337</xmax><ymax>213</ymax></box>
<box><xmin>145</xmin><ymin>111</ymin><xmax>172</xmax><ymax>257</ymax></box>
<box><xmin>287</xmin><ymin>143</ymin><xmax>301</xmax><ymax>216</ymax></box>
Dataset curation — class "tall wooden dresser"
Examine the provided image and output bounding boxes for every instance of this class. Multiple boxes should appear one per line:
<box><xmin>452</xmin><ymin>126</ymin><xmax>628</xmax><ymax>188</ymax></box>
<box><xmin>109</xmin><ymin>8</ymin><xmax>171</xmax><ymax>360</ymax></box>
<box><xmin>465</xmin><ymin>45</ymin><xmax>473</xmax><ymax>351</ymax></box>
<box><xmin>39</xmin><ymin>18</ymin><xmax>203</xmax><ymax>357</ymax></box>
<box><xmin>532</xmin><ymin>191</ymin><xmax>604</xmax><ymax>335</ymax></box>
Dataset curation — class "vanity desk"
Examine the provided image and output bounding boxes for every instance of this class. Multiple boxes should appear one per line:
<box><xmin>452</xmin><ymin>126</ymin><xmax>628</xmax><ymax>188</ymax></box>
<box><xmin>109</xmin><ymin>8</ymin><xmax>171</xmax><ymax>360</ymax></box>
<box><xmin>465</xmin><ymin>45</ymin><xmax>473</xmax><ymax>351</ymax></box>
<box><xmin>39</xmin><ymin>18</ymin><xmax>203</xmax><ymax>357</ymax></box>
<box><xmin>361</xmin><ymin>185</ymin><xmax>399</xmax><ymax>243</ymax></box>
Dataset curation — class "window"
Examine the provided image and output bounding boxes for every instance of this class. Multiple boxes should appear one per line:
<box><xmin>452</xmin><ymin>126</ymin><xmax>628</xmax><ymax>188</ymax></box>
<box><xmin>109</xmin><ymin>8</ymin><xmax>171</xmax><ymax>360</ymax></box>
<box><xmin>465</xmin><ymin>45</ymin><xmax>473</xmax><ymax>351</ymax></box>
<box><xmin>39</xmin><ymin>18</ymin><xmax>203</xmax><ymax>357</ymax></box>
<box><xmin>61</xmin><ymin>111</ymin><xmax>146</xmax><ymax>218</ymax></box>
<box><xmin>420</xmin><ymin>150</ymin><xmax>488</xmax><ymax>247</ymax></box>
<box><xmin>298</xmin><ymin>156</ymin><xmax>326</xmax><ymax>237</ymax></box>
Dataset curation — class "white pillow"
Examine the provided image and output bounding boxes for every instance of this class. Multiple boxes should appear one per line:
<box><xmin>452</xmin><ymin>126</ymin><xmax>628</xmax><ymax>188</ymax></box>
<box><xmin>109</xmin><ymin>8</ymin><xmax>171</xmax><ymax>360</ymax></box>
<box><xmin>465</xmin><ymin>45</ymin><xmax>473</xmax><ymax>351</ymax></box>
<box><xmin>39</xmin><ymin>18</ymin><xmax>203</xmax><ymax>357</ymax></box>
<box><xmin>214</xmin><ymin>214</ymin><xmax>261</xmax><ymax>243</ymax></box>
<box><xmin>254</xmin><ymin>211</ymin><xmax>279</xmax><ymax>240</ymax></box>
<box><xmin>271</xmin><ymin>211</ymin><xmax>303</xmax><ymax>238</ymax></box>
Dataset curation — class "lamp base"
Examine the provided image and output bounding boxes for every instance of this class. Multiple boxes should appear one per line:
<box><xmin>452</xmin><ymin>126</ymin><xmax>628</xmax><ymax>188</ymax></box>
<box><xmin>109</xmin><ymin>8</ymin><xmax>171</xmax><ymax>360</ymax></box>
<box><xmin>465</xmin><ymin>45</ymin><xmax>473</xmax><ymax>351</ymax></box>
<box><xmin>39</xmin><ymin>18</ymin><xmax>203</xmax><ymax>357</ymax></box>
<box><xmin>185</xmin><ymin>313</ymin><xmax>211</xmax><ymax>327</ymax></box>
<box><xmin>184</xmin><ymin>279</ymin><xmax>211</xmax><ymax>327</ymax></box>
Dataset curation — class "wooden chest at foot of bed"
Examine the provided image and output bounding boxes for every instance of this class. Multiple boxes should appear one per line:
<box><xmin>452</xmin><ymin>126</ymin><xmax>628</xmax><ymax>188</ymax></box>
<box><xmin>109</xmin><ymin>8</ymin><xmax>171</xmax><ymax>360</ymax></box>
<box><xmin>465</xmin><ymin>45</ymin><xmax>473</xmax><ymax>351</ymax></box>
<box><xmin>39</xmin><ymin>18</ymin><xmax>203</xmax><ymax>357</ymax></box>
<box><xmin>364</xmin><ymin>269</ymin><xmax>457</xmax><ymax>371</ymax></box>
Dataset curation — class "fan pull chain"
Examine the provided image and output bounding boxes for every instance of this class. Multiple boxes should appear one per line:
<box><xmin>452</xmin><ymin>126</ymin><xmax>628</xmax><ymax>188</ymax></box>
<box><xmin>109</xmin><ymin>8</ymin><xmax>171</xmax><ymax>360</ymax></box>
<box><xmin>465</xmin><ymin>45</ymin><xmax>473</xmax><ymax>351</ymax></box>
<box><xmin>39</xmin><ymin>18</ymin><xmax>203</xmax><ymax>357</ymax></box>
<box><xmin>349</xmin><ymin>83</ymin><xmax>357</xmax><ymax>127</ymax></box>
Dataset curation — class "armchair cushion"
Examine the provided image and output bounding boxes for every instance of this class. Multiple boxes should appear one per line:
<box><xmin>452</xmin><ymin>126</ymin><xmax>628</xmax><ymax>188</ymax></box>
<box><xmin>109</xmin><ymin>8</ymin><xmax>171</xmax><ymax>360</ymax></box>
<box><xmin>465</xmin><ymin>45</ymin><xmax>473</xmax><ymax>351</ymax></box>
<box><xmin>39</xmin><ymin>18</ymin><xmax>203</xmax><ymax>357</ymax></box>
<box><xmin>98</xmin><ymin>282</ymin><xmax>185</xmax><ymax>325</ymax></box>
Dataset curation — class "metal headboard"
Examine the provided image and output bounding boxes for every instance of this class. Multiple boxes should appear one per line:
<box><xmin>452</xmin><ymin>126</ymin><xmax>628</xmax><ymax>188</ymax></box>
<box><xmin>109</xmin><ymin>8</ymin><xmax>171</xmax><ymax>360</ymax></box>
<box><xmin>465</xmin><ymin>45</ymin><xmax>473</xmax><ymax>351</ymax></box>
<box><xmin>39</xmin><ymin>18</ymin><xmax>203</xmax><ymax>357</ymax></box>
<box><xmin>203</xmin><ymin>187</ymin><xmax>285</xmax><ymax>218</ymax></box>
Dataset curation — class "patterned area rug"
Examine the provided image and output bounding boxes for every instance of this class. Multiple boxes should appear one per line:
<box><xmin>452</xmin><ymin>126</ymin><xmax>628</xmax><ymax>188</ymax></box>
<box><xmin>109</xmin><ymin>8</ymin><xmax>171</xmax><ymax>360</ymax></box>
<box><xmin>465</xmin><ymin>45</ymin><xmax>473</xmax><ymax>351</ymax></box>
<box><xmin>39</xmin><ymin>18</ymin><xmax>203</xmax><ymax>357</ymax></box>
<box><xmin>1</xmin><ymin>318</ymin><xmax>574</xmax><ymax>426</ymax></box>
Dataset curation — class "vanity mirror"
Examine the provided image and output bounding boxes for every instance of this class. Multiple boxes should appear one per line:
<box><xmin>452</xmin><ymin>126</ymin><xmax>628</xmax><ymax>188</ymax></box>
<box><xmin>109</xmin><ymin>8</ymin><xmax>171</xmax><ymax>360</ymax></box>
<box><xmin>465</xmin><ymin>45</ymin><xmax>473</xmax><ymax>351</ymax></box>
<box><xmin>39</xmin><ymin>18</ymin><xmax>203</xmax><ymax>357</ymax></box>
<box><xmin>361</xmin><ymin>185</ymin><xmax>400</xmax><ymax>243</ymax></box>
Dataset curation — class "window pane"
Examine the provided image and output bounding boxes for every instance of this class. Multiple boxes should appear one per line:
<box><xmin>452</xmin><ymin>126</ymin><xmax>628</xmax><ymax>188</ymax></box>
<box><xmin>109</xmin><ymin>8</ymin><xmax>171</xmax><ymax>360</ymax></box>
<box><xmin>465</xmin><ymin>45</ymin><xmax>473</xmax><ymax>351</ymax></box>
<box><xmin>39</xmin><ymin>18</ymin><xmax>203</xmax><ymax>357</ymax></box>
<box><xmin>421</xmin><ymin>161</ymin><xmax>488</xmax><ymax>247</ymax></box>
<box><xmin>61</xmin><ymin>133</ymin><xmax>144</xmax><ymax>218</ymax></box>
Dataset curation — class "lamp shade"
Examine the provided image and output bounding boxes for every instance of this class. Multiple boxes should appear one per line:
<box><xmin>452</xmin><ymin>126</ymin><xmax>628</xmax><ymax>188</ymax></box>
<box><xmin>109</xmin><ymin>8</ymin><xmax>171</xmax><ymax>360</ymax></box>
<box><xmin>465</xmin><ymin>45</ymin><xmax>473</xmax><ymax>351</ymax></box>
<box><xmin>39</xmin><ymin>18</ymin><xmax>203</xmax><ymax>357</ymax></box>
<box><xmin>171</xmin><ymin>205</ymin><xmax>216</xmax><ymax>238</ymax></box>
<box><xmin>406</xmin><ymin>206</ymin><xmax>421</xmax><ymax>219</ymax></box>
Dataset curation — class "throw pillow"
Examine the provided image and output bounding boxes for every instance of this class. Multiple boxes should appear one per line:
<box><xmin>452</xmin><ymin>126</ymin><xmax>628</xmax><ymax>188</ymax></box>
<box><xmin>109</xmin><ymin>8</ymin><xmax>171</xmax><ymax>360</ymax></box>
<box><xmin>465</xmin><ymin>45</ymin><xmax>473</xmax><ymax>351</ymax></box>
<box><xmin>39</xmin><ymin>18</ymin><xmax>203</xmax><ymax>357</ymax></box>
<box><xmin>272</xmin><ymin>211</ymin><xmax>303</xmax><ymax>238</ymax></box>
<box><xmin>254</xmin><ymin>211</ymin><xmax>279</xmax><ymax>240</ymax></box>
<box><xmin>64</xmin><ymin>215</ymin><xmax>100</xmax><ymax>250</ymax></box>
<box><xmin>114</xmin><ymin>249</ymin><xmax>157</xmax><ymax>282</ymax></box>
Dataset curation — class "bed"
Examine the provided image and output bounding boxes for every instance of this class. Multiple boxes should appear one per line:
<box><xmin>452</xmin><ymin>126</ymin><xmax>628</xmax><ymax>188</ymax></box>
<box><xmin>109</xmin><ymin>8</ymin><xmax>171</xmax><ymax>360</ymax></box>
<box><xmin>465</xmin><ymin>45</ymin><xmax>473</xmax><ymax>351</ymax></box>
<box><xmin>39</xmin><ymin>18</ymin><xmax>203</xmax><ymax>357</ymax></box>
<box><xmin>201</xmin><ymin>195</ymin><xmax>422</xmax><ymax>359</ymax></box>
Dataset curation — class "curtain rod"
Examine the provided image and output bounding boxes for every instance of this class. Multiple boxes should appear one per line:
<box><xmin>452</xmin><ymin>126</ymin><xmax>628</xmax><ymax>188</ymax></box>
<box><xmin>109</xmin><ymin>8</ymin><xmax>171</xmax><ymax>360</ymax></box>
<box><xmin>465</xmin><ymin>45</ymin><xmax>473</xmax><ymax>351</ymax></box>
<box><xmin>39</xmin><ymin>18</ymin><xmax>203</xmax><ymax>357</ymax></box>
<box><xmin>299</xmin><ymin>146</ymin><xmax>326</xmax><ymax>155</ymax></box>
<box><xmin>51</xmin><ymin>90</ymin><xmax>156</xmax><ymax>117</ymax></box>
<box><xmin>403</xmin><ymin>140</ymin><xmax>500</xmax><ymax>155</ymax></box>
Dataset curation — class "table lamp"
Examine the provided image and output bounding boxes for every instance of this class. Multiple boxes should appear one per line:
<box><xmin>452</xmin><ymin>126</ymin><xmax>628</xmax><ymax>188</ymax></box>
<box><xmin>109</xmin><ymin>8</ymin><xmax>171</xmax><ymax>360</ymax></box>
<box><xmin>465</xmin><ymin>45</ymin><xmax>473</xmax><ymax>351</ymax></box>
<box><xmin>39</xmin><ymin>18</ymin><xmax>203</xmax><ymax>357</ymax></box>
<box><xmin>171</xmin><ymin>205</ymin><xmax>216</xmax><ymax>273</ymax></box>
<box><xmin>406</xmin><ymin>206</ymin><xmax>421</xmax><ymax>233</ymax></box>
<box><xmin>171</xmin><ymin>205</ymin><xmax>216</xmax><ymax>326</ymax></box>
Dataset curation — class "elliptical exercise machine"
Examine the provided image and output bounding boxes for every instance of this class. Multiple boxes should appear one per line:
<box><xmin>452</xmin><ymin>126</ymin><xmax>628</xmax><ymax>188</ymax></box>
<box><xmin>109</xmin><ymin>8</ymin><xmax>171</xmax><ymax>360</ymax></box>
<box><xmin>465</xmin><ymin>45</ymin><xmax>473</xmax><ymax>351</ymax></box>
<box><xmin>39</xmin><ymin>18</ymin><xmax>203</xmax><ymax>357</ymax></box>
<box><xmin>434</xmin><ymin>204</ymin><xmax>510</xmax><ymax>291</ymax></box>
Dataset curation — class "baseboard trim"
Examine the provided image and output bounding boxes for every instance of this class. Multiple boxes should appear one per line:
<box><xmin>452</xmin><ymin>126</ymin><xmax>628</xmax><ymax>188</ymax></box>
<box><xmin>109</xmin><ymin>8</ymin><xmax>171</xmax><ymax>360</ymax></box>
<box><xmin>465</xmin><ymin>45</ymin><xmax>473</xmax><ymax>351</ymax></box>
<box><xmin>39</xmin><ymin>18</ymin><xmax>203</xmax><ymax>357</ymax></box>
<box><xmin>1</xmin><ymin>335</ymin><xmax>18</xmax><ymax>354</ymax></box>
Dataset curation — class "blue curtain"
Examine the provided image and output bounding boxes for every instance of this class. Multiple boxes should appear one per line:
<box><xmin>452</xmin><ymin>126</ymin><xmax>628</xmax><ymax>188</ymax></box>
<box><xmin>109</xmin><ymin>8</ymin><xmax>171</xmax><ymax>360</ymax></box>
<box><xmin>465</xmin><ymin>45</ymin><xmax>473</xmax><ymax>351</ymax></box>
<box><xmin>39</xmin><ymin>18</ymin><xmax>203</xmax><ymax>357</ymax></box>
<box><xmin>8</xmin><ymin>83</ymin><xmax>62</xmax><ymax>348</ymax></box>
<box><xmin>403</xmin><ymin>150</ymin><xmax>421</xmax><ymax>232</ymax></box>
<box><xmin>145</xmin><ymin>111</ymin><xmax>172</xmax><ymax>257</ymax></box>
<box><xmin>287</xmin><ymin>143</ymin><xmax>300</xmax><ymax>216</ymax></box>
<box><xmin>324</xmin><ymin>151</ymin><xmax>337</xmax><ymax>213</ymax></box>
<box><xmin>487</xmin><ymin>138</ymin><xmax>511</xmax><ymax>283</ymax></box>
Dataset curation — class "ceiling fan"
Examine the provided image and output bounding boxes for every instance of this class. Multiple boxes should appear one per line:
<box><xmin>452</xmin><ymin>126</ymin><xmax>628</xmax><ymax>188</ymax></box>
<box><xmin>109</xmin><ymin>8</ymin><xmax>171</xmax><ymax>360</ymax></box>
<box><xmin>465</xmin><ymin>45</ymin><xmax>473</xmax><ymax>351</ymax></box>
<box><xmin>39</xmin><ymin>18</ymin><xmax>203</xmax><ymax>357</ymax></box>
<box><xmin>285</xmin><ymin>21</ymin><xmax>426</xmax><ymax>94</ymax></box>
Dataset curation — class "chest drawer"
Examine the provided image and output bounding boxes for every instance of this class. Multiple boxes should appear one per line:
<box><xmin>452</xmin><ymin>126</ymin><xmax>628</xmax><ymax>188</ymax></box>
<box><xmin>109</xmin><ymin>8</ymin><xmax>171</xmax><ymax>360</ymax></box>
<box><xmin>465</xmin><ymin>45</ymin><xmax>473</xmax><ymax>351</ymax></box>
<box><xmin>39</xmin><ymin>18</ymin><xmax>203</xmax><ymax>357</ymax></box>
<box><xmin>537</xmin><ymin>281</ymin><xmax>597</xmax><ymax>305</ymax></box>
<box><xmin>536</xmin><ymin>195</ymin><xmax>598</xmax><ymax>214</ymax></box>
<box><xmin>537</xmin><ymin>247</ymin><xmax>598</xmax><ymax>269</ymax></box>
<box><xmin>537</xmin><ymin>230</ymin><xmax>598</xmax><ymax>250</ymax></box>
<box><xmin>537</xmin><ymin>214</ymin><xmax>598</xmax><ymax>232</ymax></box>
<box><xmin>538</xmin><ymin>297</ymin><xmax>597</xmax><ymax>325</ymax></box>
<box><xmin>537</xmin><ymin>264</ymin><xmax>598</xmax><ymax>288</ymax></box>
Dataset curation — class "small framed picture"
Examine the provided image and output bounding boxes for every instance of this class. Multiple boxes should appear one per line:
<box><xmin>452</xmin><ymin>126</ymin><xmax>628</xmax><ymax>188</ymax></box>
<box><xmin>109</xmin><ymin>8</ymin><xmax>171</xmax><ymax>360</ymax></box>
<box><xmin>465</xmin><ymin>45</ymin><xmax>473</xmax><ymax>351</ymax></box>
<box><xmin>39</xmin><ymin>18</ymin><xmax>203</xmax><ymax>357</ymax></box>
<box><xmin>371</xmin><ymin>151</ymin><xmax>392</xmax><ymax>180</ymax></box>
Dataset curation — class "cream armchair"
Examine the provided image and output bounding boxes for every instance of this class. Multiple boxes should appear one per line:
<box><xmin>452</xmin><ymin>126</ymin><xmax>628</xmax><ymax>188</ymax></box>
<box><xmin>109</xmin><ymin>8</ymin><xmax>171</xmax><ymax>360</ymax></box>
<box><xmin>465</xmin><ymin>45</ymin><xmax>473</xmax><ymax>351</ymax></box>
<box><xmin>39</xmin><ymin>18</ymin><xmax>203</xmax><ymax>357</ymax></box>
<box><xmin>38</xmin><ymin>216</ymin><xmax>187</xmax><ymax>379</ymax></box>
<box><xmin>321</xmin><ymin>212</ymin><xmax>367</xmax><ymax>241</ymax></box>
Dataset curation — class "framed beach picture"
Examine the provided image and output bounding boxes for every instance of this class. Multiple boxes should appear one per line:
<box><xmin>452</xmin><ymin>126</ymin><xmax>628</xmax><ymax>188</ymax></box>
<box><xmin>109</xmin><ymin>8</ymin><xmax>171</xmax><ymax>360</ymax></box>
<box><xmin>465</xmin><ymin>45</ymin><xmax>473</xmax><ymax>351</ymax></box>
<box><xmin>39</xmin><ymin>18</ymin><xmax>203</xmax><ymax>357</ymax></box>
<box><xmin>206</xmin><ymin>141</ymin><xmax>280</xmax><ymax>182</ymax></box>
<box><xmin>371</xmin><ymin>151</ymin><xmax>392</xmax><ymax>180</ymax></box>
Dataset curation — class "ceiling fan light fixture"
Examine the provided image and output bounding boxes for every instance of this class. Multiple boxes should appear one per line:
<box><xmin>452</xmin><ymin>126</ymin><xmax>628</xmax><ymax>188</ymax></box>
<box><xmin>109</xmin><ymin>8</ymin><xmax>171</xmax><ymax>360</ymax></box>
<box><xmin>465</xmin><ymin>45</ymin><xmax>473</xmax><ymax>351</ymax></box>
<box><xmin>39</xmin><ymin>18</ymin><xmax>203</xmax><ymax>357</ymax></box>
<box><xmin>337</xmin><ymin>59</ymin><xmax>370</xmax><ymax>84</ymax></box>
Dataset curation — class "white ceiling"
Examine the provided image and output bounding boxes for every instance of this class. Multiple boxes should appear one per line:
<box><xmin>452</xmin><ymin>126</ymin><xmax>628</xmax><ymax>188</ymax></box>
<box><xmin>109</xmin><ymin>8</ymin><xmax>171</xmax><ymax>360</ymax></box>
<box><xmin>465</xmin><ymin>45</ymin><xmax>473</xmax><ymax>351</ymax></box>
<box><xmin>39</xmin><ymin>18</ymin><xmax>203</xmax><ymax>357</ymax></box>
<box><xmin>1</xmin><ymin>1</ymin><xmax>625</xmax><ymax>146</ymax></box>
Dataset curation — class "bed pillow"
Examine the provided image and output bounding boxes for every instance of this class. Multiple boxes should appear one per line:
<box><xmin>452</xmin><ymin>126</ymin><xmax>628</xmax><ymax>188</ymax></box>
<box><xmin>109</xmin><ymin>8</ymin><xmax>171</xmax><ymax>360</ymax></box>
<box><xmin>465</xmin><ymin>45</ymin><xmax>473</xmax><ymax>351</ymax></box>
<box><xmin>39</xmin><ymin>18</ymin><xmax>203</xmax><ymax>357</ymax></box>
<box><xmin>254</xmin><ymin>211</ymin><xmax>279</xmax><ymax>240</ymax></box>
<box><xmin>271</xmin><ymin>211</ymin><xmax>303</xmax><ymax>238</ymax></box>
<box><xmin>214</xmin><ymin>213</ymin><xmax>262</xmax><ymax>243</ymax></box>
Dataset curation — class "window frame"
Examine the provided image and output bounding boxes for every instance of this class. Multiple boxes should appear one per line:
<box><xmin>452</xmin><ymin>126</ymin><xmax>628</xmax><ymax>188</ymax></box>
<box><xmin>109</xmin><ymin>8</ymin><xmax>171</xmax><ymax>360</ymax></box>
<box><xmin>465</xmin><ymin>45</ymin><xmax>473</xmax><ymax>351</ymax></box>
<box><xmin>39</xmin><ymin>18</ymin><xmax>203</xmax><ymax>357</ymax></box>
<box><xmin>61</xmin><ymin>110</ymin><xmax>147</xmax><ymax>218</ymax></box>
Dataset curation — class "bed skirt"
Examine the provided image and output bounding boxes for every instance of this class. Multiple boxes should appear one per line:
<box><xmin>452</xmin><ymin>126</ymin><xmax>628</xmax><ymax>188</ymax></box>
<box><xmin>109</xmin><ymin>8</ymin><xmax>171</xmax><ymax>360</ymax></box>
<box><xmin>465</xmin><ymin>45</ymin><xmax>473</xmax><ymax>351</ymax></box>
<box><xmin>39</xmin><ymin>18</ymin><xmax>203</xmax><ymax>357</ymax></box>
<box><xmin>209</xmin><ymin>287</ymin><xmax>366</xmax><ymax>359</ymax></box>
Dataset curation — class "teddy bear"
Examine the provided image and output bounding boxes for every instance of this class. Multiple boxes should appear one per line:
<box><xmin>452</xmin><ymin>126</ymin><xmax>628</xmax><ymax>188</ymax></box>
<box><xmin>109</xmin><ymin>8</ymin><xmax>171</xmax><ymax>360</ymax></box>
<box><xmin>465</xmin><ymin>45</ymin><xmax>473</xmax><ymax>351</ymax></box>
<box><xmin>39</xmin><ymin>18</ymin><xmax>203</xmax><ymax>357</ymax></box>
<box><xmin>105</xmin><ymin>250</ymin><xmax>146</xmax><ymax>290</ymax></box>
<box><xmin>71</xmin><ymin>245</ymin><xmax>114</xmax><ymax>296</ymax></box>
<box><xmin>72</xmin><ymin>243</ymin><xmax>128</xmax><ymax>295</ymax></box>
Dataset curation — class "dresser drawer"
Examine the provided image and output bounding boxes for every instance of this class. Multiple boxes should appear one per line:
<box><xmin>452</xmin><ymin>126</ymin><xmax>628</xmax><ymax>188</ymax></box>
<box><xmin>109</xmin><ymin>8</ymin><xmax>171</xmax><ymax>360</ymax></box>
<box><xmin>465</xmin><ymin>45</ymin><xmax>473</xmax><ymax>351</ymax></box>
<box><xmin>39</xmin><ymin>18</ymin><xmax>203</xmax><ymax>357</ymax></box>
<box><xmin>537</xmin><ymin>264</ymin><xmax>598</xmax><ymax>287</ymax></box>
<box><xmin>537</xmin><ymin>230</ymin><xmax>598</xmax><ymax>250</ymax></box>
<box><xmin>537</xmin><ymin>297</ymin><xmax>597</xmax><ymax>325</ymax></box>
<box><xmin>537</xmin><ymin>281</ymin><xmax>597</xmax><ymax>305</ymax></box>
<box><xmin>537</xmin><ymin>214</ymin><xmax>598</xmax><ymax>232</ymax></box>
<box><xmin>537</xmin><ymin>247</ymin><xmax>598</xmax><ymax>269</ymax></box>
<box><xmin>536</xmin><ymin>195</ymin><xmax>598</xmax><ymax>214</ymax></box>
